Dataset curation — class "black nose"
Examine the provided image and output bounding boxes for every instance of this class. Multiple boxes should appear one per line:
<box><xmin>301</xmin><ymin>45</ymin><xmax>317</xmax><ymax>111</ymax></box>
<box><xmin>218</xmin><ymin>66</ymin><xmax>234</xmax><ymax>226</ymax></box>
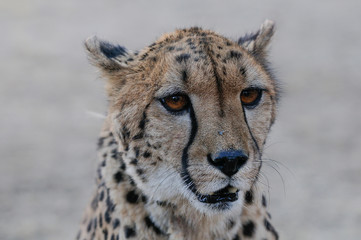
<box><xmin>207</xmin><ymin>150</ymin><xmax>249</xmax><ymax>177</ymax></box>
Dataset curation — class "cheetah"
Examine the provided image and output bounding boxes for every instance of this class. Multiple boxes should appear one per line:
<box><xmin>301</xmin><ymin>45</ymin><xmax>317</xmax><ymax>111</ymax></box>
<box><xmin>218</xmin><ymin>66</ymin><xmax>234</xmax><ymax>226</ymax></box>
<box><xmin>77</xmin><ymin>20</ymin><xmax>280</xmax><ymax>240</ymax></box>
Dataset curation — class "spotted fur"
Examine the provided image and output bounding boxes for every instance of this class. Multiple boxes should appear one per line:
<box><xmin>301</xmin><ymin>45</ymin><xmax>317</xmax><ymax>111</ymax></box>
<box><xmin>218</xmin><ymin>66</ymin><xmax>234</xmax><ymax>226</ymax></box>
<box><xmin>78</xmin><ymin>20</ymin><xmax>279</xmax><ymax>240</ymax></box>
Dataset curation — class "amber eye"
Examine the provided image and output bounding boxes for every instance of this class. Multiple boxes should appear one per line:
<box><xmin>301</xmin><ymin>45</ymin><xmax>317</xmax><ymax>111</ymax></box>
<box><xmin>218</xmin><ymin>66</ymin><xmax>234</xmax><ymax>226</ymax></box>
<box><xmin>161</xmin><ymin>94</ymin><xmax>189</xmax><ymax>113</ymax></box>
<box><xmin>240</xmin><ymin>88</ymin><xmax>263</xmax><ymax>108</ymax></box>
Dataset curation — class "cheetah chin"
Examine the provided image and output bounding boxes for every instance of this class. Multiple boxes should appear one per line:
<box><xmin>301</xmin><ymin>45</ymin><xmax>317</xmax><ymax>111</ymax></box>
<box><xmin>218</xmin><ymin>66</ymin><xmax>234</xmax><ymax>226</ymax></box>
<box><xmin>77</xmin><ymin>19</ymin><xmax>280</xmax><ymax>240</ymax></box>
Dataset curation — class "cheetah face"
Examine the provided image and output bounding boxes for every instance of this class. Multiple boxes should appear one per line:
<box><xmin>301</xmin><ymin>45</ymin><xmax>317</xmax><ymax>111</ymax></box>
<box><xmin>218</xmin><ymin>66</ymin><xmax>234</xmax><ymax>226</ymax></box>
<box><xmin>86</xmin><ymin>20</ymin><xmax>278</xmax><ymax>214</ymax></box>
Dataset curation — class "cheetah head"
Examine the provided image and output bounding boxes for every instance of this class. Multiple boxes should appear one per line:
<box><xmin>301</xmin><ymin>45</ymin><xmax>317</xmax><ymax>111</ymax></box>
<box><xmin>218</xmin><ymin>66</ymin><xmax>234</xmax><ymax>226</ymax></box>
<box><xmin>85</xmin><ymin>20</ymin><xmax>278</xmax><ymax>215</ymax></box>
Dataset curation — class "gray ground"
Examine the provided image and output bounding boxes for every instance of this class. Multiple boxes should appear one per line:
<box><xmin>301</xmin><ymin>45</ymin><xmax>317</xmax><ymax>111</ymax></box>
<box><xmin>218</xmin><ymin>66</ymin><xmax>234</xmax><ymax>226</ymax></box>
<box><xmin>1</xmin><ymin>0</ymin><xmax>361</xmax><ymax>239</ymax></box>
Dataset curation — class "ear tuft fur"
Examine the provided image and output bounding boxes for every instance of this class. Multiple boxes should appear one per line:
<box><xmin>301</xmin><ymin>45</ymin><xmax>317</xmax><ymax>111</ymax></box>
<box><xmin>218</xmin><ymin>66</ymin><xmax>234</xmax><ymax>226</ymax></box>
<box><xmin>238</xmin><ymin>19</ymin><xmax>275</xmax><ymax>56</ymax></box>
<box><xmin>84</xmin><ymin>36</ymin><xmax>131</xmax><ymax>72</ymax></box>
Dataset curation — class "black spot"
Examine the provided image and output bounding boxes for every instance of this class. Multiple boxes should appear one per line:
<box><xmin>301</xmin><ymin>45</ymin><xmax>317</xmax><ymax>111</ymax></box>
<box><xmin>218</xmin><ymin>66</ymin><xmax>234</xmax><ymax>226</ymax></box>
<box><xmin>240</xmin><ymin>67</ymin><xmax>246</xmax><ymax>76</ymax></box>
<box><xmin>245</xmin><ymin>190</ymin><xmax>253</xmax><ymax>204</ymax></box>
<box><xmin>217</xmin><ymin>46</ymin><xmax>223</xmax><ymax>50</ymax></box>
<box><xmin>149</xmin><ymin>42</ymin><xmax>156</xmax><ymax>48</ymax></box>
<box><xmin>108</xmin><ymin>139</ymin><xmax>116</xmax><ymax>146</ymax></box>
<box><xmin>124</xmin><ymin>226</ymin><xmax>136</xmax><ymax>238</ymax></box>
<box><xmin>141</xmin><ymin>194</ymin><xmax>148</xmax><ymax>203</ymax></box>
<box><xmin>111</xmin><ymin>149</ymin><xmax>118</xmax><ymax>159</ymax></box>
<box><xmin>167</xmin><ymin>46</ymin><xmax>175</xmax><ymax>51</ymax></box>
<box><xmin>136</xmin><ymin>168</ymin><xmax>144</xmax><ymax>176</ymax></box>
<box><xmin>87</xmin><ymin>220</ymin><xmax>93</xmax><ymax>232</ymax></box>
<box><xmin>176</xmin><ymin>54</ymin><xmax>191</xmax><ymax>63</ymax></box>
<box><xmin>264</xmin><ymin>219</ymin><xmax>279</xmax><ymax>239</ymax></box>
<box><xmin>222</xmin><ymin>66</ymin><xmax>227</xmax><ymax>76</ymax></box>
<box><xmin>232</xmin><ymin>234</ymin><xmax>240</xmax><ymax>240</ymax></box>
<box><xmin>104</xmin><ymin>210</ymin><xmax>111</xmax><ymax>224</ymax></box>
<box><xmin>128</xmin><ymin>177</ymin><xmax>136</xmax><ymax>186</ymax></box>
<box><xmin>126</xmin><ymin>190</ymin><xmax>139</xmax><ymax>204</ymax></box>
<box><xmin>134</xmin><ymin>147</ymin><xmax>140</xmax><ymax>158</ymax></box>
<box><xmin>97</xmin><ymin>167</ymin><xmax>102</xmax><ymax>180</ymax></box>
<box><xmin>120</xmin><ymin>162</ymin><xmax>126</xmax><ymax>171</ymax></box>
<box><xmin>228</xmin><ymin>219</ymin><xmax>235</xmax><ymax>229</ymax></box>
<box><xmin>91</xmin><ymin>194</ymin><xmax>98</xmax><ymax>210</ymax></box>
<box><xmin>110</xmin><ymin>234</ymin><xmax>115</xmax><ymax>240</ymax></box>
<box><xmin>106</xmin><ymin>194</ymin><xmax>116</xmax><ymax>212</ymax></box>
<box><xmin>127</xmin><ymin>58</ymin><xmax>134</xmax><ymax>62</ymax></box>
<box><xmin>230</xmin><ymin>50</ymin><xmax>242</xmax><ymax>59</ymax></box>
<box><xmin>113</xmin><ymin>218</ymin><xmax>120</xmax><ymax>229</ymax></box>
<box><xmin>132</xmin><ymin>132</ymin><xmax>143</xmax><ymax>140</ymax></box>
<box><xmin>140</xmin><ymin>53</ymin><xmax>148</xmax><ymax>61</ymax></box>
<box><xmin>122</xmin><ymin>126</ymin><xmax>130</xmax><ymax>140</ymax></box>
<box><xmin>99</xmin><ymin>213</ymin><xmax>103</xmax><ymax>228</ymax></box>
<box><xmin>156</xmin><ymin>200</ymin><xmax>168</xmax><ymax>207</ymax></box>
<box><xmin>262</xmin><ymin>195</ymin><xmax>267</xmax><ymax>207</ymax></box>
<box><xmin>76</xmin><ymin>230</ymin><xmax>81</xmax><ymax>240</ymax></box>
<box><xmin>101</xmin><ymin>160</ymin><xmax>106</xmax><ymax>167</ymax></box>
<box><xmin>144</xmin><ymin>216</ymin><xmax>164</xmax><ymax>235</ymax></box>
<box><xmin>151</xmin><ymin>57</ymin><xmax>157</xmax><ymax>62</ymax></box>
<box><xmin>182</xmin><ymin>70</ymin><xmax>188</xmax><ymax>82</ymax></box>
<box><xmin>114</xmin><ymin>171</ymin><xmax>123</xmax><ymax>183</ymax></box>
<box><xmin>97</xmin><ymin>137</ymin><xmax>106</xmax><ymax>149</ymax></box>
<box><xmin>93</xmin><ymin>217</ymin><xmax>97</xmax><ymax>230</ymax></box>
<box><xmin>143</xmin><ymin>151</ymin><xmax>151</xmax><ymax>158</ymax></box>
<box><xmin>176</xmin><ymin>47</ymin><xmax>184</xmax><ymax>51</ymax></box>
<box><xmin>243</xmin><ymin>221</ymin><xmax>255</xmax><ymax>237</ymax></box>
<box><xmin>130</xmin><ymin>158</ymin><xmax>138</xmax><ymax>165</ymax></box>
<box><xmin>102</xmin><ymin>228</ymin><xmax>108</xmax><ymax>240</ymax></box>
<box><xmin>216</xmin><ymin>54</ymin><xmax>221</xmax><ymax>59</ymax></box>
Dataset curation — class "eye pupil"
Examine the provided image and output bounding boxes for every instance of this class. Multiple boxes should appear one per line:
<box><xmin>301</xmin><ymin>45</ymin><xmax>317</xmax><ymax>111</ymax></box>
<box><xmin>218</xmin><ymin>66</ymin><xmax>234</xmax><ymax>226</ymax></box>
<box><xmin>171</xmin><ymin>96</ymin><xmax>180</xmax><ymax>102</ymax></box>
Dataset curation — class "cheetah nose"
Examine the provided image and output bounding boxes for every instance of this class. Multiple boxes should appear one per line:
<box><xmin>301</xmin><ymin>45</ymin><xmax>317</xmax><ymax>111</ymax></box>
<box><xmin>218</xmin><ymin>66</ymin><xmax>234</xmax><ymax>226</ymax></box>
<box><xmin>207</xmin><ymin>150</ymin><xmax>249</xmax><ymax>177</ymax></box>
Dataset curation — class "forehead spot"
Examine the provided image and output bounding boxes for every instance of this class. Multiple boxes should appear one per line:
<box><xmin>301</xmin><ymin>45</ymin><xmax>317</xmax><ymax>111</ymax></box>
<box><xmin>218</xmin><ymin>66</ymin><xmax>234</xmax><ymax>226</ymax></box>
<box><xmin>175</xmin><ymin>53</ymin><xmax>191</xmax><ymax>63</ymax></box>
<box><xmin>229</xmin><ymin>50</ymin><xmax>242</xmax><ymax>59</ymax></box>
<box><xmin>240</xmin><ymin>67</ymin><xmax>247</xmax><ymax>77</ymax></box>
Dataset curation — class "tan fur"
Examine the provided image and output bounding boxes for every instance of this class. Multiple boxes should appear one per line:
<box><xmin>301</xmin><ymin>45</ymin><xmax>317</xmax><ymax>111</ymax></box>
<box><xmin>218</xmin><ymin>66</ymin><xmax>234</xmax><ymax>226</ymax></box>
<box><xmin>78</xmin><ymin>20</ymin><xmax>279</xmax><ymax>240</ymax></box>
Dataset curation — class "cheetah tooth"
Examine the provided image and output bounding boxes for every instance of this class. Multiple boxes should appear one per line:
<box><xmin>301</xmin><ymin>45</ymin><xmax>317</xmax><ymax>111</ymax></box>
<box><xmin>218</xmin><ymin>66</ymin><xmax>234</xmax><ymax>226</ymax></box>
<box><xmin>227</xmin><ymin>187</ymin><xmax>238</xmax><ymax>193</ymax></box>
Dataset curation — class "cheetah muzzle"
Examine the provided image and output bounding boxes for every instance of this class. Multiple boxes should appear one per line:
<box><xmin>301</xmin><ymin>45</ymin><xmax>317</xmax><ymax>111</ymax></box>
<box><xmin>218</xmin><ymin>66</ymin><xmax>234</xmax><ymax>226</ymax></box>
<box><xmin>77</xmin><ymin>20</ymin><xmax>280</xmax><ymax>240</ymax></box>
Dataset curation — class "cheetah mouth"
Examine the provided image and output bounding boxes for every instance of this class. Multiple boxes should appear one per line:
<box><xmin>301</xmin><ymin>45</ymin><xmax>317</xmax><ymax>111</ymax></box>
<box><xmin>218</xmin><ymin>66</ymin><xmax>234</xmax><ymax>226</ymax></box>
<box><xmin>196</xmin><ymin>185</ymin><xmax>239</xmax><ymax>204</ymax></box>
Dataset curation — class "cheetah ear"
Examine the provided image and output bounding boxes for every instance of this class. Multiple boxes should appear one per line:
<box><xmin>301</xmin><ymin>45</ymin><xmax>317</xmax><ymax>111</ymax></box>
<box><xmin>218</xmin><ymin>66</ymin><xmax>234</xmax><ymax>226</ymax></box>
<box><xmin>84</xmin><ymin>36</ymin><xmax>134</xmax><ymax>72</ymax></box>
<box><xmin>238</xmin><ymin>19</ymin><xmax>275</xmax><ymax>57</ymax></box>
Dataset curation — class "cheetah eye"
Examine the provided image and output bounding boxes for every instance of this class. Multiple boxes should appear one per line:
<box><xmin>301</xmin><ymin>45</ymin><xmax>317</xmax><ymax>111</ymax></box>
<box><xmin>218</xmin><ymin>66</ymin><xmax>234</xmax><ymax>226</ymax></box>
<box><xmin>161</xmin><ymin>94</ymin><xmax>190</xmax><ymax>113</ymax></box>
<box><xmin>240</xmin><ymin>88</ymin><xmax>263</xmax><ymax>109</ymax></box>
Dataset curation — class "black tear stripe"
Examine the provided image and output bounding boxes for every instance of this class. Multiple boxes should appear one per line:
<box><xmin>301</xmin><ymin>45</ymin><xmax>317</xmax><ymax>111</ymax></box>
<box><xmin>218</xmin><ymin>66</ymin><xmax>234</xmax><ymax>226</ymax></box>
<box><xmin>180</xmin><ymin>104</ymin><xmax>199</xmax><ymax>194</ymax></box>
<box><xmin>241</xmin><ymin>105</ymin><xmax>262</xmax><ymax>184</ymax></box>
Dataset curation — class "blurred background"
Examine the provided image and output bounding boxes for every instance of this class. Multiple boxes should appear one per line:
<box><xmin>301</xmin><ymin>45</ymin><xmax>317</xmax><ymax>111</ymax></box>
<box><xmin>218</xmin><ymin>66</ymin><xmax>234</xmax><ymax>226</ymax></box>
<box><xmin>1</xmin><ymin>0</ymin><xmax>361</xmax><ymax>239</ymax></box>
